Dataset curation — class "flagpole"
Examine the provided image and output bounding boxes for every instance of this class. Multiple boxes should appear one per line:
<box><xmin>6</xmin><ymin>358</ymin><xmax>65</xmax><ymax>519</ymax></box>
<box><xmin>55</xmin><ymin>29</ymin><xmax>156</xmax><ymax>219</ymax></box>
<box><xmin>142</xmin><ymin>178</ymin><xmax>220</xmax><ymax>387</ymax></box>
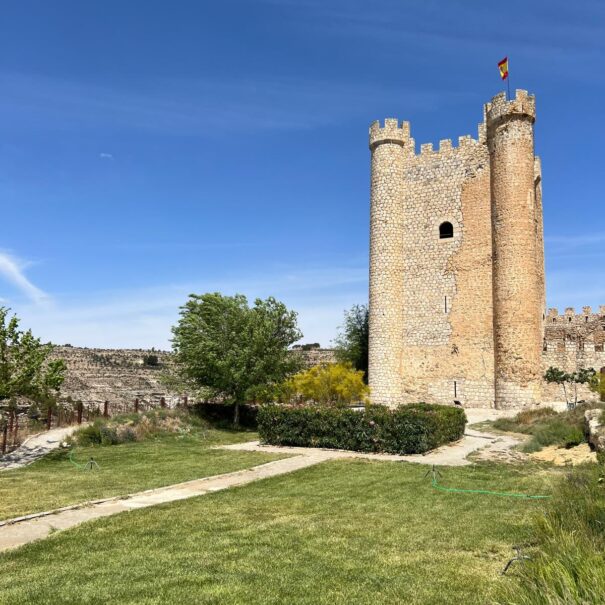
<box><xmin>507</xmin><ymin>57</ymin><xmax>511</xmax><ymax>100</ymax></box>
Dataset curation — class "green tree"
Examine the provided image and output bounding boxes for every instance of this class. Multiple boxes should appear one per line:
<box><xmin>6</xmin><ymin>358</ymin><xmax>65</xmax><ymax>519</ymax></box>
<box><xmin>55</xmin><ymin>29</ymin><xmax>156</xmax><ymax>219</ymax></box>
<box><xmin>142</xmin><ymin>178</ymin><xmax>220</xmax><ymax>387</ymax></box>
<box><xmin>282</xmin><ymin>362</ymin><xmax>370</xmax><ymax>407</ymax></box>
<box><xmin>171</xmin><ymin>293</ymin><xmax>302</xmax><ymax>425</ymax></box>
<box><xmin>0</xmin><ymin>307</ymin><xmax>66</xmax><ymax>416</ymax></box>
<box><xmin>544</xmin><ymin>366</ymin><xmax>596</xmax><ymax>409</ymax></box>
<box><xmin>334</xmin><ymin>304</ymin><xmax>369</xmax><ymax>382</ymax></box>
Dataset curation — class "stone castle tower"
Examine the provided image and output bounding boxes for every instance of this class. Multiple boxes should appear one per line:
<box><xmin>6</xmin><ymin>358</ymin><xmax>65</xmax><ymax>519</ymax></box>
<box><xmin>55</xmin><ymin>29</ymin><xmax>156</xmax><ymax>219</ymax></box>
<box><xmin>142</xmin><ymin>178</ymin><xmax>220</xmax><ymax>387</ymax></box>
<box><xmin>368</xmin><ymin>90</ymin><xmax>545</xmax><ymax>409</ymax></box>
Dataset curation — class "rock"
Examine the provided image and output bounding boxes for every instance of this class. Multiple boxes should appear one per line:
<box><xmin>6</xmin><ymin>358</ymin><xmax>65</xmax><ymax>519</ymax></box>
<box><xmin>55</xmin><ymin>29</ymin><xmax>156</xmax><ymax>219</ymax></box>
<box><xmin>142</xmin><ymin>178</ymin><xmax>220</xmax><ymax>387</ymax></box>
<box><xmin>584</xmin><ymin>409</ymin><xmax>605</xmax><ymax>452</ymax></box>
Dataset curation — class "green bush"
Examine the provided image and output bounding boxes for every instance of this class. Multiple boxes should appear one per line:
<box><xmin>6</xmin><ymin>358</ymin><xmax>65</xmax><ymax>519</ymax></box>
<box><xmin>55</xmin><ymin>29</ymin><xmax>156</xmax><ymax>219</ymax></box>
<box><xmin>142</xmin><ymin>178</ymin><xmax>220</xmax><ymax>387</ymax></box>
<box><xmin>257</xmin><ymin>403</ymin><xmax>466</xmax><ymax>455</ymax></box>
<box><xmin>70</xmin><ymin>409</ymin><xmax>205</xmax><ymax>447</ymax></box>
<box><xmin>72</xmin><ymin>421</ymin><xmax>105</xmax><ymax>447</ymax></box>
<box><xmin>523</xmin><ymin>420</ymin><xmax>584</xmax><ymax>452</ymax></box>
<box><xmin>496</xmin><ymin>465</ymin><xmax>605</xmax><ymax>604</ymax></box>
<box><xmin>493</xmin><ymin>404</ymin><xmax>604</xmax><ymax>452</ymax></box>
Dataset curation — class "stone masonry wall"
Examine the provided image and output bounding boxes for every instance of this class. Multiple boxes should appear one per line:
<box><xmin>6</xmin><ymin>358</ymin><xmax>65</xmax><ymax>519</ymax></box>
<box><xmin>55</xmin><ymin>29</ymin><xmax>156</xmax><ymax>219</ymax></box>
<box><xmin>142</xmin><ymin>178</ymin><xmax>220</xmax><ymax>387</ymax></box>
<box><xmin>398</xmin><ymin>133</ymin><xmax>495</xmax><ymax>408</ymax></box>
<box><xmin>368</xmin><ymin>120</ymin><xmax>408</xmax><ymax>405</ymax></box>
<box><xmin>487</xmin><ymin>90</ymin><xmax>543</xmax><ymax>408</ymax></box>
<box><xmin>542</xmin><ymin>307</ymin><xmax>605</xmax><ymax>401</ymax></box>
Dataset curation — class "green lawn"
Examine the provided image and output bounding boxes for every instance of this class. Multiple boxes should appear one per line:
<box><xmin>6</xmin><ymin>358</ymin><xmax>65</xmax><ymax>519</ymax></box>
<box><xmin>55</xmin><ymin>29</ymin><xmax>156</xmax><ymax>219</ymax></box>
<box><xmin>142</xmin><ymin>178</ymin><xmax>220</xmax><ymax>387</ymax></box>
<box><xmin>0</xmin><ymin>459</ymin><xmax>557</xmax><ymax>605</ymax></box>
<box><xmin>0</xmin><ymin>428</ymin><xmax>284</xmax><ymax>521</ymax></box>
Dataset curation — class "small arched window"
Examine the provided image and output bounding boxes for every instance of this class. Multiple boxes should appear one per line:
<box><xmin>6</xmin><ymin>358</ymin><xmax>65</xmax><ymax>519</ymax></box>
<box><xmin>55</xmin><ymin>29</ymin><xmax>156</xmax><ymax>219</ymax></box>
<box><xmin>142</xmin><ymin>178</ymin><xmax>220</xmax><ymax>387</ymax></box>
<box><xmin>439</xmin><ymin>221</ymin><xmax>454</xmax><ymax>239</ymax></box>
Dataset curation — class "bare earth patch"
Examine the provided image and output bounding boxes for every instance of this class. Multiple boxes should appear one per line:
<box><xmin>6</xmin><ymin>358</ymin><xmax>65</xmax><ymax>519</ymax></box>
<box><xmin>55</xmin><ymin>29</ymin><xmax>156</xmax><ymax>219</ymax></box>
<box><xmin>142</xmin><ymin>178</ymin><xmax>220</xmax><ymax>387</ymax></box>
<box><xmin>529</xmin><ymin>443</ymin><xmax>596</xmax><ymax>466</ymax></box>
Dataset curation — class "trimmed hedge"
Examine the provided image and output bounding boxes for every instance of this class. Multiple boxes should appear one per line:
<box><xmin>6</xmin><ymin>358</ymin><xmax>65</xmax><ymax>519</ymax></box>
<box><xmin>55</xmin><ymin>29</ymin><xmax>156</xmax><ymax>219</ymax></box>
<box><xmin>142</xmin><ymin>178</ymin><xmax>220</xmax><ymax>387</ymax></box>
<box><xmin>257</xmin><ymin>403</ymin><xmax>466</xmax><ymax>455</ymax></box>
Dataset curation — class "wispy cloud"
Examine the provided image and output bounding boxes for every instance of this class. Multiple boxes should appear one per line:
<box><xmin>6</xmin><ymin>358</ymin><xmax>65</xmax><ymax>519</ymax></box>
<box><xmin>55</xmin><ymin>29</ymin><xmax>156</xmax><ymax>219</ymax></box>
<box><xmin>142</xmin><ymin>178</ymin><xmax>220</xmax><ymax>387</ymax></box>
<box><xmin>0</xmin><ymin>73</ymin><xmax>465</xmax><ymax>137</ymax></box>
<box><xmin>99</xmin><ymin>152</ymin><xmax>114</xmax><ymax>160</ymax></box>
<box><xmin>261</xmin><ymin>0</ymin><xmax>605</xmax><ymax>80</ymax></box>
<box><xmin>546</xmin><ymin>233</ymin><xmax>605</xmax><ymax>247</ymax></box>
<box><xmin>14</xmin><ymin>264</ymin><xmax>367</xmax><ymax>349</ymax></box>
<box><xmin>0</xmin><ymin>252</ymin><xmax>48</xmax><ymax>304</ymax></box>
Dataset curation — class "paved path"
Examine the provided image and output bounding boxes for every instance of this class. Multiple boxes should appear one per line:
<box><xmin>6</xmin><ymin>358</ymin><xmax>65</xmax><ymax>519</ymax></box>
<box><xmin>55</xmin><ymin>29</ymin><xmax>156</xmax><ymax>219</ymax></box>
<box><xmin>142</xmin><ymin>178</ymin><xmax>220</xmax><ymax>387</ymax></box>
<box><xmin>220</xmin><ymin>427</ymin><xmax>520</xmax><ymax>467</ymax></box>
<box><xmin>0</xmin><ymin>407</ymin><xmax>520</xmax><ymax>553</ymax></box>
<box><xmin>0</xmin><ymin>425</ymin><xmax>82</xmax><ymax>472</ymax></box>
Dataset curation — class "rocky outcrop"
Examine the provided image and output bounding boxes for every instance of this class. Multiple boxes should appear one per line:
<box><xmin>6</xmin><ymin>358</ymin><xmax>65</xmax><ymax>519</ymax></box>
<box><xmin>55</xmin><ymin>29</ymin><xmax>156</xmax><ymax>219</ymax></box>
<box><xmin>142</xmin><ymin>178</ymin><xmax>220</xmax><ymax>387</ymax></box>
<box><xmin>584</xmin><ymin>409</ymin><xmax>605</xmax><ymax>452</ymax></box>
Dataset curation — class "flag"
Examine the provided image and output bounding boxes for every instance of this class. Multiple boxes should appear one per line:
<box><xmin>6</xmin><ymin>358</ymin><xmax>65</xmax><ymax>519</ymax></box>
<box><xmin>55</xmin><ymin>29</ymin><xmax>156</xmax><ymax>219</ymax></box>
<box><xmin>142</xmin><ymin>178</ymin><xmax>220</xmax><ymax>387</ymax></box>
<box><xmin>498</xmin><ymin>57</ymin><xmax>509</xmax><ymax>80</ymax></box>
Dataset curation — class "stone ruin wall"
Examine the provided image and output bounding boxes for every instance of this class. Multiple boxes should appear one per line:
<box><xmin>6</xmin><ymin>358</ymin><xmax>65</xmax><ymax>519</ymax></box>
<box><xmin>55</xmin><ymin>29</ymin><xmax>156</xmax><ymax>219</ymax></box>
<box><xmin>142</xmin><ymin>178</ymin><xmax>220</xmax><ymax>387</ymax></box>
<box><xmin>49</xmin><ymin>346</ymin><xmax>176</xmax><ymax>410</ymax></box>
<box><xmin>542</xmin><ymin>307</ymin><xmax>605</xmax><ymax>402</ymax></box>
<box><xmin>49</xmin><ymin>346</ymin><xmax>337</xmax><ymax>410</ymax></box>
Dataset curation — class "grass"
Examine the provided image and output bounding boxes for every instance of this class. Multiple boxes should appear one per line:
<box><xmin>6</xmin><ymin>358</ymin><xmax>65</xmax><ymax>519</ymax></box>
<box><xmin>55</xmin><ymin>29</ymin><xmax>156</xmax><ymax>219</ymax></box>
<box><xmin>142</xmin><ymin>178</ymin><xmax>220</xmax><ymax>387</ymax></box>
<box><xmin>492</xmin><ymin>405</ymin><xmax>603</xmax><ymax>453</ymax></box>
<box><xmin>496</xmin><ymin>463</ymin><xmax>605</xmax><ymax>604</ymax></box>
<box><xmin>0</xmin><ymin>459</ymin><xmax>557</xmax><ymax>605</ymax></box>
<box><xmin>0</xmin><ymin>427</ymin><xmax>284</xmax><ymax>521</ymax></box>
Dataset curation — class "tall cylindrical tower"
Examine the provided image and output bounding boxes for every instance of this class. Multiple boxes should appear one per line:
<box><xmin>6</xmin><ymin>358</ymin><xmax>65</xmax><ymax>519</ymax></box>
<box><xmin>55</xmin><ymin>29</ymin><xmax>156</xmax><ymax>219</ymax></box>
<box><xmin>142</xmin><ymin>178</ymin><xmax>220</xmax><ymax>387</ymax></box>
<box><xmin>368</xmin><ymin>119</ymin><xmax>409</xmax><ymax>406</ymax></box>
<box><xmin>486</xmin><ymin>90</ymin><xmax>542</xmax><ymax>408</ymax></box>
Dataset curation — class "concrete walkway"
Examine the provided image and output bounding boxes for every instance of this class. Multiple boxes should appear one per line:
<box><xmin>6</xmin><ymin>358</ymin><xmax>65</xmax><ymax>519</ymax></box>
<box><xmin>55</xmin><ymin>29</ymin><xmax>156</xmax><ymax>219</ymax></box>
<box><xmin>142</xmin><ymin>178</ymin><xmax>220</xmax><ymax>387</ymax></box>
<box><xmin>0</xmin><ymin>425</ymin><xmax>82</xmax><ymax>472</ymax></box>
<box><xmin>220</xmin><ymin>427</ymin><xmax>520</xmax><ymax>467</ymax></box>
<box><xmin>0</xmin><ymin>407</ymin><xmax>520</xmax><ymax>553</ymax></box>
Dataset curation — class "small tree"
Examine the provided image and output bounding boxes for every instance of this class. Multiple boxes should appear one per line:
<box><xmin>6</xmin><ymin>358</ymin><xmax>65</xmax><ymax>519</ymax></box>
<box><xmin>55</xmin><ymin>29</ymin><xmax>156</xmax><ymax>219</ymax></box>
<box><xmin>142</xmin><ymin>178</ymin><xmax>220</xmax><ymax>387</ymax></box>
<box><xmin>0</xmin><ymin>307</ymin><xmax>66</xmax><ymax>409</ymax></box>
<box><xmin>334</xmin><ymin>304</ymin><xmax>369</xmax><ymax>382</ymax></box>
<box><xmin>171</xmin><ymin>293</ymin><xmax>302</xmax><ymax>425</ymax></box>
<box><xmin>544</xmin><ymin>366</ymin><xmax>596</xmax><ymax>410</ymax></box>
<box><xmin>282</xmin><ymin>362</ymin><xmax>370</xmax><ymax>407</ymax></box>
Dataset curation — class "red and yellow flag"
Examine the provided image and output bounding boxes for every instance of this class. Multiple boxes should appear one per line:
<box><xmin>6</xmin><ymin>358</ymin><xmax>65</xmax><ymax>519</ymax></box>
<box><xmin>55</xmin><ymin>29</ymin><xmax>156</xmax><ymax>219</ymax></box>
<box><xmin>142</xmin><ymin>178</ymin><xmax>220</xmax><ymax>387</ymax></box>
<box><xmin>498</xmin><ymin>57</ymin><xmax>509</xmax><ymax>80</ymax></box>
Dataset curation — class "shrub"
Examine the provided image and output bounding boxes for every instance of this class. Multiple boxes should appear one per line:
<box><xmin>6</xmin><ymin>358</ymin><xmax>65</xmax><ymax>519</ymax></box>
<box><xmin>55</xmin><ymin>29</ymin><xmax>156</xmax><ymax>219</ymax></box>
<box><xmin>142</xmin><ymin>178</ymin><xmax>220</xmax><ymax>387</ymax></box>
<box><xmin>493</xmin><ymin>404</ymin><xmax>605</xmax><ymax>452</ymax></box>
<box><xmin>70</xmin><ymin>409</ymin><xmax>205</xmax><ymax>447</ymax></box>
<box><xmin>257</xmin><ymin>403</ymin><xmax>466</xmax><ymax>455</ymax></box>
<box><xmin>143</xmin><ymin>354</ymin><xmax>159</xmax><ymax>367</ymax></box>
<box><xmin>281</xmin><ymin>362</ymin><xmax>370</xmax><ymax>406</ymax></box>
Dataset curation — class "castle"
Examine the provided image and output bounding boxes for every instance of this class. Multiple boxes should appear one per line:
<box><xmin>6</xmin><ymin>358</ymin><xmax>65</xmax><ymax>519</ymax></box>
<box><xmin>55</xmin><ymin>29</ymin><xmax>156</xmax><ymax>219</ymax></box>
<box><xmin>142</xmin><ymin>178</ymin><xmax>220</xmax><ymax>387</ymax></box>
<box><xmin>368</xmin><ymin>90</ymin><xmax>605</xmax><ymax>409</ymax></box>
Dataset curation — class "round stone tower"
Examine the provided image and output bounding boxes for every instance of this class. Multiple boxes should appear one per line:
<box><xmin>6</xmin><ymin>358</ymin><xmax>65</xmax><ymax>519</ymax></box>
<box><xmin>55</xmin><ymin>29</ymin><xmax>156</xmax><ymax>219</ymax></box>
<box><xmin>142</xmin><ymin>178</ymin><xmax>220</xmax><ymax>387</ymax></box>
<box><xmin>486</xmin><ymin>90</ymin><xmax>543</xmax><ymax>408</ymax></box>
<box><xmin>368</xmin><ymin>119</ymin><xmax>409</xmax><ymax>405</ymax></box>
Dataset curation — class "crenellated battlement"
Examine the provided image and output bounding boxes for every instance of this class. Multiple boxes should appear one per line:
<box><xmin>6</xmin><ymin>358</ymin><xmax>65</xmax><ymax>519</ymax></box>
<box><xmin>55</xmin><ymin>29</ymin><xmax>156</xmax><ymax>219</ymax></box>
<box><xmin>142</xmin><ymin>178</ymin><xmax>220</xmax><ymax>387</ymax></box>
<box><xmin>369</xmin><ymin>118</ymin><xmax>411</xmax><ymax>150</ymax></box>
<box><xmin>547</xmin><ymin>305</ymin><xmax>605</xmax><ymax>324</ymax></box>
<box><xmin>368</xmin><ymin>90</ymin><xmax>601</xmax><ymax>408</ymax></box>
<box><xmin>369</xmin><ymin>114</ymin><xmax>490</xmax><ymax>162</ymax></box>
<box><xmin>485</xmin><ymin>89</ymin><xmax>536</xmax><ymax>128</ymax></box>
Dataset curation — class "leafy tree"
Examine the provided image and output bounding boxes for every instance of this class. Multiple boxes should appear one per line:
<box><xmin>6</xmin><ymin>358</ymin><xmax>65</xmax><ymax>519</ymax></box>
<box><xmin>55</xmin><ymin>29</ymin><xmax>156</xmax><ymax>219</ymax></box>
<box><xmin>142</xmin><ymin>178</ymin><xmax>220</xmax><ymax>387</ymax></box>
<box><xmin>282</xmin><ymin>362</ymin><xmax>370</xmax><ymax>407</ymax></box>
<box><xmin>0</xmin><ymin>307</ymin><xmax>66</xmax><ymax>408</ymax></box>
<box><xmin>544</xmin><ymin>366</ymin><xmax>597</xmax><ymax>409</ymax></box>
<box><xmin>171</xmin><ymin>293</ymin><xmax>302</xmax><ymax>425</ymax></box>
<box><xmin>334</xmin><ymin>304</ymin><xmax>369</xmax><ymax>382</ymax></box>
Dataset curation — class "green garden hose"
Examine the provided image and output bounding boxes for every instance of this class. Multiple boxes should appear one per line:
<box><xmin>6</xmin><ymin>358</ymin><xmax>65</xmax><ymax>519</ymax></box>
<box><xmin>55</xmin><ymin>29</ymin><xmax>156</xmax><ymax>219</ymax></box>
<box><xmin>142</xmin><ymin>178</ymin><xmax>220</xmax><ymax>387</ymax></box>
<box><xmin>68</xmin><ymin>450</ymin><xmax>99</xmax><ymax>470</ymax></box>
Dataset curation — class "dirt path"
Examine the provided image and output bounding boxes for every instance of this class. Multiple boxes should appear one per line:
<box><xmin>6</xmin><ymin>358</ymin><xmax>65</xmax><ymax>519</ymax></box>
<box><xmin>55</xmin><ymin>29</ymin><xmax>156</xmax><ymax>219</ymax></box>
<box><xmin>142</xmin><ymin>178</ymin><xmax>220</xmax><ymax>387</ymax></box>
<box><xmin>0</xmin><ymin>425</ymin><xmax>82</xmax><ymax>472</ymax></box>
<box><xmin>0</xmin><ymin>408</ymin><xmax>521</xmax><ymax>553</ymax></box>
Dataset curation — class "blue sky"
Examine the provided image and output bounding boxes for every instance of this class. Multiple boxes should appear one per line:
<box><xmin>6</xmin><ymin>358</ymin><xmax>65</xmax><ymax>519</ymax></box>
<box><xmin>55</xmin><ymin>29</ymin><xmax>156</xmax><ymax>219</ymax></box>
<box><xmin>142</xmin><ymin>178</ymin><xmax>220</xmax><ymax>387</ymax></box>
<box><xmin>1</xmin><ymin>0</ymin><xmax>603</xmax><ymax>349</ymax></box>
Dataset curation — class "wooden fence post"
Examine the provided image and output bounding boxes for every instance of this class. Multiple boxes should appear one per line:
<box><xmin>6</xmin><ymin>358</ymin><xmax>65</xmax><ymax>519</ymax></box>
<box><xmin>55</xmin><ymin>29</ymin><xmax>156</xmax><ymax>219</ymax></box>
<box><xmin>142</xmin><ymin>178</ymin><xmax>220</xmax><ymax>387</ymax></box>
<box><xmin>183</xmin><ymin>395</ymin><xmax>188</xmax><ymax>410</ymax></box>
<box><xmin>13</xmin><ymin>414</ymin><xmax>19</xmax><ymax>448</ymax></box>
<box><xmin>160</xmin><ymin>397</ymin><xmax>166</xmax><ymax>409</ymax></box>
<box><xmin>77</xmin><ymin>401</ymin><xmax>83</xmax><ymax>424</ymax></box>
<box><xmin>104</xmin><ymin>400</ymin><xmax>109</xmax><ymax>418</ymax></box>
<box><xmin>1</xmin><ymin>417</ymin><xmax>8</xmax><ymax>454</ymax></box>
<box><xmin>134</xmin><ymin>398</ymin><xmax>139</xmax><ymax>413</ymax></box>
<box><xmin>47</xmin><ymin>406</ymin><xmax>52</xmax><ymax>431</ymax></box>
